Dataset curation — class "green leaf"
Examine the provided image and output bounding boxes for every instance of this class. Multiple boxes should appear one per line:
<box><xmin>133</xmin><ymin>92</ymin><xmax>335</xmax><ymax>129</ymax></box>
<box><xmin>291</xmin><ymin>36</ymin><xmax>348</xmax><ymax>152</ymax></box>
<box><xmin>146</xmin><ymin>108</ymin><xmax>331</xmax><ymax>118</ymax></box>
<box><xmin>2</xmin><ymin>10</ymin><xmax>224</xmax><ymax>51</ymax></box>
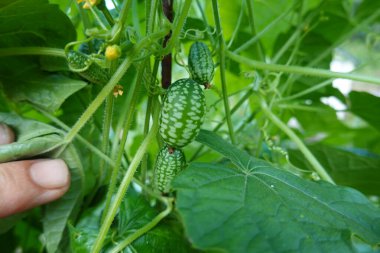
<box><xmin>0</xmin><ymin>0</ymin><xmax>79</xmax><ymax>112</ymax></box>
<box><xmin>289</xmin><ymin>145</ymin><xmax>380</xmax><ymax>196</ymax></box>
<box><xmin>172</xmin><ymin>130</ymin><xmax>380</xmax><ymax>253</ymax></box>
<box><xmin>1</xmin><ymin>69</ymin><xmax>87</xmax><ymax>112</ymax></box>
<box><xmin>0</xmin><ymin>0</ymin><xmax>75</xmax><ymax>48</ymax></box>
<box><xmin>251</xmin><ymin>0</ymin><xmax>296</xmax><ymax>56</ymax></box>
<box><xmin>111</xmin><ymin>190</ymin><xmax>197</xmax><ymax>253</ymax></box>
<box><xmin>43</xmin><ymin>147</ymin><xmax>83</xmax><ymax>253</ymax></box>
<box><xmin>68</xmin><ymin>201</ymin><xmax>108</xmax><ymax>253</ymax></box>
<box><xmin>0</xmin><ymin>213</ymin><xmax>26</xmax><ymax>234</ymax></box>
<box><xmin>349</xmin><ymin>91</ymin><xmax>380</xmax><ymax>132</ymax></box>
<box><xmin>117</xmin><ymin>189</ymin><xmax>158</xmax><ymax>235</ymax></box>
<box><xmin>0</xmin><ymin>113</ymin><xmax>63</xmax><ymax>162</ymax></box>
<box><xmin>130</xmin><ymin>218</ymin><xmax>198</xmax><ymax>253</ymax></box>
<box><xmin>69</xmin><ymin>224</ymin><xmax>99</xmax><ymax>253</ymax></box>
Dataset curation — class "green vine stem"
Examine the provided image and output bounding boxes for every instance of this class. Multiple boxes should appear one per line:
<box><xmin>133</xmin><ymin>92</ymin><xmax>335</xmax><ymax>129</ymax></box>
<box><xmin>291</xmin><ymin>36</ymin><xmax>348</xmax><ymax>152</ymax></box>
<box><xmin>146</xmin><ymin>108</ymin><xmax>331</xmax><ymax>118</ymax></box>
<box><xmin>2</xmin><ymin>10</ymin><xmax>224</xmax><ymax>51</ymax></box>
<box><xmin>212</xmin><ymin>0</ymin><xmax>236</xmax><ymax>144</ymax></box>
<box><xmin>97</xmin><ymin>0</ymin><xmax>115</xmax><ymax>26</ymax></box>
<box><xmin>63</xmin><ymin>57</ymin><xmax>133</xmax><ymax>145</ymax></box>
<box><xmin>279</xmin><ymin>78</ymin><xmax>333</xmax><ymax>102</ymax></box>
<box><xmin>109</xmin><ymin>197</ymin><xmax>174</xmax><ymax>253</ymax></box>
<box><xmin>162</xmin><ymin>0</ymin><xmax>192</xmax><ymax>54</ymax></box>
<box><xmin>195</xmin><ymin>0</ymin><xmax>216</xmax><ymax>46</ymax></box>
<box><xmin>161</xmin><ymin>0</ymin><xmax>174</xmax><ymax>89</ymax></box>
<box><xmin>0</xmin><ymin>47</ymin><xmax>65</xmax><ymax>58</ymax></box>
<box><xmin>226</xmin><ymin>0</ymin><xmax>245</xmax><ymax>49</ymax></box>
<box><xmin>91</xmin><ymin>99</ymin><xmax>160</xmax><ymax>253</ymax></box>
<box><xmin>34</xmin><ymin>106</ymin><xmax>115</xmax><ymax>167</ymax></box>
<box><xmin>232</xmin><ymin>4</ymin><xmax>294</xmax><ymax>54</ymax></box>
<box><xmin>146</xmin><ymin>0</ymin><xmax>159</xmax><ymax>34</ymax></box>
<box><xmin>260</xmin><ymin>99</ymin><xmax>335</xmax><ymax>184</ymax></box>
<box><xmin>227</xmin><ymin>51</ymin><xmax>380</xmax><ymax>85</ymax></box>
<box><xmin>141</xmin><ymin>58</ymin><xmax>160</xmax><ymax>183</ymax></box>
<box><xmin>101</xmin><ymin>62</ymin><xmax>147</xmax><ymax>223</ymax></box>
<box><xmin>98</xmin><ymin>93</ymin><xmax>114</xmax><ymax>182</ymax></box>
<box><xmin>97</xmin><ymin>61</ymin><xmax>118</xmax><ymax>185</ymax></box>
<box><xmin>63</xmin><ymin>27</ymin><xmax>169</xmax><ymax>146</ymax></box>
<box><xmin>109</xmin><ymin>0</ymin><xmax>132</xmax><ymax>43</ymax></box>
<box><xmin>245</xmin><ymin>0</ymin><xmax>265</xmax><ymax>60</ymax></box>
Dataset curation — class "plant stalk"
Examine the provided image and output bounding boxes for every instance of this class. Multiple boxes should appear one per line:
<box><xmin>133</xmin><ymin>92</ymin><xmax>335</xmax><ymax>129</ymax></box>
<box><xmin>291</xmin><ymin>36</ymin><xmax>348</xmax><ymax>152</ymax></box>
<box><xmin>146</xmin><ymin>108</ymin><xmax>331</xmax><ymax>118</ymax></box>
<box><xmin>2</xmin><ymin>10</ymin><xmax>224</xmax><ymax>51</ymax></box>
<box><xmin>260</xmin><ymin>99</ymin><xmax>335</xmax><ymax>184</ymax></box>
<box><xmin>163</xmin><ymin>0</ymin><xmax>192</xmax><ymax>54</ymax></box>
<box><xmin>91</xmin><ymin>99</ymin><xmax>160</xmax><ymax>253</ymax></box>
<box><xmin>101</xmin><ymin>63</ymin><xmax>147</xmax><ymax>223</ymax></box>
<box><xmin>212</xmin><ymin>0</ymin><xmax>236</xmax><ymax>144</ymax></box>
<box><xmin>227</xmin><ymin>51</ymin><xmax>380</xmax><ymax>85</ymax></box>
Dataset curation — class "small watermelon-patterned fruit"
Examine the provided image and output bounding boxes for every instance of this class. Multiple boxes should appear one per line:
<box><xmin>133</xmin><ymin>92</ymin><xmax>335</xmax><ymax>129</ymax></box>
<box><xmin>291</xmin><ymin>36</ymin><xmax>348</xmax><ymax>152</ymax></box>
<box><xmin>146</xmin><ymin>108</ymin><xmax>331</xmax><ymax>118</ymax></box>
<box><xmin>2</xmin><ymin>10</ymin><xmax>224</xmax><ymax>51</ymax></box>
<box><xmin>154</xmin><ymin>145</ymin><xmax>186</xmax><ymax>193</ymax></box>
<box><xmin>188</xmin><ymin>42</ymin><xmax>214</xmax><ymax>87</ymax></box>
<box><xmin>159</xmin><ymin>78</ymin><xmax>206</xmax><ymax>148</ymax></box>
<box><xmin>66</xmin><ymin>50</ymin><xmax>109</xmax><ymax>85</ymax></box>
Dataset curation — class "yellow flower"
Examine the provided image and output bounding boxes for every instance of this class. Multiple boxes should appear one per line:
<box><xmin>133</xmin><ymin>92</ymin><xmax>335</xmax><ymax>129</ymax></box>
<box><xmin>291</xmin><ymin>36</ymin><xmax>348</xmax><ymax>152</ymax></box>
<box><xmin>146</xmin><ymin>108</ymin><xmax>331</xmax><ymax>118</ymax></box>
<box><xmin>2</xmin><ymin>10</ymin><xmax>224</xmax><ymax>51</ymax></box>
<box><xmin>77</xmin><ymin>0</ymin><xmax>99</xmax><ymax>9</ymax></box>
<box><xmin>105</xmin><ymin>45</ymin><xmax>122</xmax><ymax>61</ymax></box>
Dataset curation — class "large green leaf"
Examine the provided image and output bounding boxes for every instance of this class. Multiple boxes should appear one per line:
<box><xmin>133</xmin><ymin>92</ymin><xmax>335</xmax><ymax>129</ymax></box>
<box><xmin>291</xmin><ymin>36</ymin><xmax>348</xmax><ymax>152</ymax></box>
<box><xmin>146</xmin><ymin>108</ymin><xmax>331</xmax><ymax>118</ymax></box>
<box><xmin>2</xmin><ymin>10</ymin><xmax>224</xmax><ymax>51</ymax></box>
<box><xmin>0</xmin><ymin>113</ymin><xmax>64</xmax><ymax>162</ymax></box>
<box><xmin>173</xmin><ymin>130</ymin><xmax>380</xmax><ymax>253</ymax></box>
<box><xmin>0</xmin><ymin>69</ymin><xmax>87</xmax><ymax>112</ymax></box>
<box><xmin>0</xmin><ymin>0</ymin><xmax>75</xmax><ymax>48</ymax></box>
<box><xmin>0</xmin><ymin>0</ymin><xmax>79</xmax><ymax>112</ymax></box>
<box><xmin>289</xmin><ymin>145</ymin><xmax>380</xmax><ymax>196</ymax></box>
<box><xmin>349</xmin><ymin>91</ymin><xmax>380</xmax><ymax>132</ymax></box>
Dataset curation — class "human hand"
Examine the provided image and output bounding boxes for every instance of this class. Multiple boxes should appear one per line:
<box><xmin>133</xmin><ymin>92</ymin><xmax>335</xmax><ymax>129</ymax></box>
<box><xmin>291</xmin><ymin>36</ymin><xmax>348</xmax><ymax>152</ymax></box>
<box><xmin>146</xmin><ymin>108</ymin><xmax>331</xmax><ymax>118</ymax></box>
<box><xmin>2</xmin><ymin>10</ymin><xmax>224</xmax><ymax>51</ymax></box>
<box><xmin>0</xmin><ymin>123</ymin><xmax>70</xmax><ymax>218</ymax></box>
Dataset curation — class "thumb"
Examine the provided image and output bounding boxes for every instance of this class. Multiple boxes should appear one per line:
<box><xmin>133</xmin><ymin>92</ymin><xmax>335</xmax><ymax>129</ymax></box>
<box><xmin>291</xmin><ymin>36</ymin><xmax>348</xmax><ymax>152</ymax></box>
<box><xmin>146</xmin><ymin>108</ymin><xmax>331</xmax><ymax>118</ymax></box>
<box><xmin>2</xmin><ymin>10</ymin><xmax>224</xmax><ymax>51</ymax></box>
<box><xmin>0</xmin><ymin>123</ymin><xmax>70</xmax><ymax>218</ymax></box>
<box><xmin>0</xmin><ymin>159</ymin><xmax>70</xmax><ymax>218</ymax></box>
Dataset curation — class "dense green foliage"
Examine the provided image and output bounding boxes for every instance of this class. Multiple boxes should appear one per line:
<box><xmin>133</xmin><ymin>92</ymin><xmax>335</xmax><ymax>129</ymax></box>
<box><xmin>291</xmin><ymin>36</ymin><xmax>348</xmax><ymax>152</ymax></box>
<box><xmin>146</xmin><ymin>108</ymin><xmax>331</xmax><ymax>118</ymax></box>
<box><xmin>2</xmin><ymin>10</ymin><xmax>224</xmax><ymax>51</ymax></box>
<box><xmin>0</xmin><ymin>0</ymin><xmax>380</xmax><ymax>252</ymax></box>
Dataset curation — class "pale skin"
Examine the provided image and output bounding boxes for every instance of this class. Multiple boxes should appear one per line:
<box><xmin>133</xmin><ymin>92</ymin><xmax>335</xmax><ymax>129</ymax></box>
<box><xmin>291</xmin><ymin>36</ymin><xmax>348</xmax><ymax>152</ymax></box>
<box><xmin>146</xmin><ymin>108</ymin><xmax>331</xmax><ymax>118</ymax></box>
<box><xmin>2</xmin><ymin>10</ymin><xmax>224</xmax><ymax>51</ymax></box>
<box><xmin>0</xmin><ymin>123</ymin><xmax>70</xmax><ymax>218</ymax></box>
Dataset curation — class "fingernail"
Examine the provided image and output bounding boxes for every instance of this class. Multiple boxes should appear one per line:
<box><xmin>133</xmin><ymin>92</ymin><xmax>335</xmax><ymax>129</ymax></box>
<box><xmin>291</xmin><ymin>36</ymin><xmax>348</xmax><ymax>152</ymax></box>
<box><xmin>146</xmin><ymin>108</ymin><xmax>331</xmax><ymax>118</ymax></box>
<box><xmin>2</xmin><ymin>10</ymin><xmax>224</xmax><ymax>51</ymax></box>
<box><xmin>0</xmin><ymin>123</ymin><xmax>14</xmax><ymax>145</ymax></box>
<box><xmin>30</xmin><ymin>159</ymin><xmax>69</xmax><ymax>189</ymax></box>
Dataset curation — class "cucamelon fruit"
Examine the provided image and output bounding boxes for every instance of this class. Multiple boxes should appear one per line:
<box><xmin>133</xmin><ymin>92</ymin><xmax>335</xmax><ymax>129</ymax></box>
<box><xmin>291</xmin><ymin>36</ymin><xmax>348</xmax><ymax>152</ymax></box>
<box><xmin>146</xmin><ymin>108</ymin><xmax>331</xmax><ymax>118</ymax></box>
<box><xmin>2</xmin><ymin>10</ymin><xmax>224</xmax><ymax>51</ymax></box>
<box><xmin>188</xmin><ymin>42</ymin><xmax>214</xmax><ymax>87</ymax></box>
<box><xmin>78</xmin><ymin>38</ymin><xmax>104</xmax><ymax>54</ymax></box>
<box><xmin>154</xmin><ymin>145</ymin><xmax>186</xmax><ymax>193</ymax></box>
<box><xmin>159</xmin><ymin>78</ymin><xmax>206</xmax><ymax>148</ymax></box>
<box><xmin>66</xmin><ymin>50</ymin><xmax>110</xmax><ymax>85</ymax></box>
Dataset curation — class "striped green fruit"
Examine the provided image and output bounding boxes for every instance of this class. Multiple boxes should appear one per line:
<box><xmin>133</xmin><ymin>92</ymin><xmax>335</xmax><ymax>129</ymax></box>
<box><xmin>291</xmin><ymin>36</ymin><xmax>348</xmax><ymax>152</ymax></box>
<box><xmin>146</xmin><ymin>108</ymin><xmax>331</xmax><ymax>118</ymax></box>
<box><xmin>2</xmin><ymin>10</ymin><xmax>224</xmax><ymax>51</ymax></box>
<box><xmin>66</xmin><ymin>50</ymin><xmax>110</xmax><ymax>85</ymax></box>
<box><xmin>188</xmin><ymin>42</ymin><xmax>214</xmax><ymax>87</ymax></box>
<box><xmin>154</xmin><ymin>145</ymin><xmax>186</xmax><ymax>193</ymax></box>
<box><xmin>159</xmin><ymin>78</ymin><xmax>206</xmax><ymax>148</ymax></box>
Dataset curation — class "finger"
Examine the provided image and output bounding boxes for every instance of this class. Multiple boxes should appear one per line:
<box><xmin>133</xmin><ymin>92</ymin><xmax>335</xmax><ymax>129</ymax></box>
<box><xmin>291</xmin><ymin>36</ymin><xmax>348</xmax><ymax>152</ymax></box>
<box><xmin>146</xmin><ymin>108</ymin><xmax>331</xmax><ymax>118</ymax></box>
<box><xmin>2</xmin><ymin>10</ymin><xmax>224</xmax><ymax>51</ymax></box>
<box><xmin>0</xmin><ymin>159</ymin><xmax>70</xmax><ymax>218</ymax></box>
<box><xmin>0</xmin><ymin>123</ymin><xmax>15</xmax><ymax>145</ymax></box>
